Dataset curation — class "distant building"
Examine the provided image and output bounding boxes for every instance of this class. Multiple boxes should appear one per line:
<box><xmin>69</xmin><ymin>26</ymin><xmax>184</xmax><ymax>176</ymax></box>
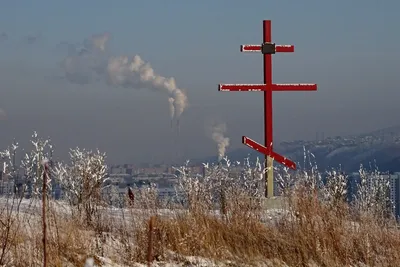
<box><xmin>390</xmin><ymin>173</ymin><xmax>400</xmax><ymax>218</ymax></box>
<box><xmin>110</xmin><ymin>166</ymin><xmax>127</xmax><ymax>174</ymax></box>
<box><xmin>0</xmin><ymin>174</ymin><xmax>14</xmax><ymax>195</ymax></box>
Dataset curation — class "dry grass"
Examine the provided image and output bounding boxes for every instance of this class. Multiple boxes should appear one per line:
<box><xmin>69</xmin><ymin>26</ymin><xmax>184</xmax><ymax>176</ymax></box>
<box><xmin>0</xmin><ymin>199</ymin><xmax>94</xmax><ymax>267</ymax></box>
<box><xmin>1</xmin><ymin>182</ymin><xmax>400</xmax><ymax>266</ymax></box>
<box><xmin>151</xmin><ymin>192</ymin><xmax>400</xmax><ymax>267</ymax></box>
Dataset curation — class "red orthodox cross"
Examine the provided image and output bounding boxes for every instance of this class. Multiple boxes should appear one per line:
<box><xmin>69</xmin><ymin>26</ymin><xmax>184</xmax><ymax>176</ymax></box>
<box><xmin>219</xmin><ymin>20</ymin><xmax>317</xmax><ymax>197</ymax></box>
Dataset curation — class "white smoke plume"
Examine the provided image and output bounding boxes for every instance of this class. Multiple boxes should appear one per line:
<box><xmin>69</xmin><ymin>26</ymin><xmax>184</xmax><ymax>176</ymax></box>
<box><xmin>59</xmin><ymin>33</ymin><xmax>188</xmax><ymax>121</ymax></box>
<box><xmin>168</xmin><ymin>97</ymin><xmax>175</xmax><ymax>118</ymax></box>
<box><xmin>106</xmin><ymin>55</ymin><xmax>188</xmax><ymax>119</ymax></box>
<box><xmin>211</xmin><ymin>123</ymin><xmax>230</xmax><ymax>161</ymax></box>
<box><xmin>168</xmin><ymin>97</ymin><xmax>175</xmax><ymax>128</ymax></box>
<box><xmin>84</xmin><ymin>32</ymin><xmax>110</xmax><ymax>52</ymax></box>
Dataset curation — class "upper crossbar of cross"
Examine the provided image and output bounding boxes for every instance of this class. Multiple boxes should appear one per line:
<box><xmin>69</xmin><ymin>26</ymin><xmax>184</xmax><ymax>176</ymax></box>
<box><xmin>219</xmin><ymin>42</ymin><xmax>316</xmax><ymax>93</ymax></box>
<box><xmin>241</xmin><ymin>44</ymin><xmax>294</xmax><ymax>53</ymax></box>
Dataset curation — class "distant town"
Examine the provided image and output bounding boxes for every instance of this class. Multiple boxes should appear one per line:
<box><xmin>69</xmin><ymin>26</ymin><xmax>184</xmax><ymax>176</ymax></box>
<box><xmin>2</xmin><ymin>126</ymin><xmax>400</xmax><ymax>218</ymax></box>
<box><xmin>0</xmin><ymin>161</ymin><xmax>243</xmax><ymax>202</ymax></box>
<box><xmin>2</xmin><ymin>160</ymin><xmax>400</xmax><ymax>219</ymax></box>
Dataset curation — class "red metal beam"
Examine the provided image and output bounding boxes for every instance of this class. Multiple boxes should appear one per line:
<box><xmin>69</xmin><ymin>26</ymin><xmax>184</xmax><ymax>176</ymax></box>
<box><xmin>271</xmin><ymin>83</ymin><xmax>317</xmax><ymax>91</ymax></box>
<box><xmin>242</xmin><ymin>136</ymin><xmax>296</xmax><ymax>169</ymax></box>
<box><xmin>242</xmin><ymin>136</ymin><xmax>269</xmax><ymax>154</ymax></box>
<box><xmin>219</xmin><ymin>83</ymin><xmax>317</xmax><ymax>92</ymax></box>
<box><xmin>219</xmin><ymin>84</ymin><xmax>267</xmax><ymax>91</ymax></box>
<box><xmin>241</xmin><ymin>45</ymin><xmax>261</xmax><ymax>52</ymax></box>
<box><xmin>263</xmin><ymin>20</ymin><xmax>273</xmax><ymax>160</ymax></box>
<box><xmin>241</xmin><ymin>44</ymin><xmax>294</xmax><ymax>53</ymax></box>
<box><xmin>275</xmin><ymin>45</ymin><xmax>295</xmax><ymax>53</ymax></box>
<box><xmin>269</xmin><ymin>151</ymin><xmax>296</xmax><ymax>170</ymax></box>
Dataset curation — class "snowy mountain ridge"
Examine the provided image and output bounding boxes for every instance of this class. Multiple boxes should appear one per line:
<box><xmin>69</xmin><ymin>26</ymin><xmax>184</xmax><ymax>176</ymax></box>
<box><xmin>199</xmin><ymin>125</ymin><xmax>400</xmax><ymax>172</ymax></box>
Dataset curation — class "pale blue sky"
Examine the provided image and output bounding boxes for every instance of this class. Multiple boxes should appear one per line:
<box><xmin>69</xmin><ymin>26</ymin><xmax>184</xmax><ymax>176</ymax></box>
<box><xmin>0</xmin><ymin>1</ymin><xmax>398</xmax><ymax>164</ymax></box>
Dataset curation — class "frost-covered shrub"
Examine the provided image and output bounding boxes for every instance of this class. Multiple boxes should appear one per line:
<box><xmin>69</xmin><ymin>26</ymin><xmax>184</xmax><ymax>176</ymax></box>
<box><xmin>355</xmin><ymin>164</ymin><xmax>392</xmax><ymax>218</ymax></box>
<box><xmin>21</xmin><ymin>132</ymin><xmax>54</xmax><ymax>197</ymax></box>
<box><xmin>275</xmin><ymin>166</ymin><xmax>297</xmax><ymax>197</ymax></box>
<box><xmin>174</xmin><ymin>157</ymin><xmax>264</xmax><ymax>214</ymax></box>
<box><xmin>1</xmin><ymin>133</ymin><xmax>54</xmax><ymax>198</ymax></box>
<box><xmin>295</xmin><ymin>148</ymin><xmax>323</xmax><ymax>198</ymax></box>
<box><xmin>53</xmin><ymin>147</ymin><xmax>108</xmax><ymax>223</ymax></box>
<box><xmin>174</xmin><ymin>160</ymin><xmax>214</xmax><ymax>212</ymax></box>
<box><xmin>0</xmin><ymin>140</ymin><xmax>19</xmax><ymax>179</ymax></box>
<box><xmin>133</xmin><ymin>182</ymin><xmax>159</xmax><ymax>210</ymax></box>
<box><xmin>324</xmin><ymin>170</ymin><xmax>348</xmax><ymax>206</ymax></box>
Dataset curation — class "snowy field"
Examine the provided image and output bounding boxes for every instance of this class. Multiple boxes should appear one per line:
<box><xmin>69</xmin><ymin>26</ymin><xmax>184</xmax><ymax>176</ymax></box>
<box><xmin>0</xmin><ymin>140</ymin><xmax>395</xmax><ymax>266</ymax></box>
<box><xmin>0</xmin><ymin>196</ymin><xmax>288</xmax><ymax>223</ymax></box>
<box><xmin>0</xmin><ymin>197</ymin><xmax>371</xmax><ymax>267</ymax></box>
<box><xmin>0</xmin><ymin>197</ymin><xmax>294</xmax><ymax>267</ymax></box>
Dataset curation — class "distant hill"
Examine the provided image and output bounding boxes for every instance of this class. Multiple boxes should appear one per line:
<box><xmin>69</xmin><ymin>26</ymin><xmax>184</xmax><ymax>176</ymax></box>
<box><xmin>196</xmin><ymin>125</ymin><xmax>400</xmax><ymax>172</ymax></box>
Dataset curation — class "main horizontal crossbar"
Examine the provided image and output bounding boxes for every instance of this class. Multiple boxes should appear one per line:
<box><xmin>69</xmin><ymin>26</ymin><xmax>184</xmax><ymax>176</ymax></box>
<box><xmin>272</xmin><ymin>83</ymin><xmax>317</xmax><ymax>91</ymax></box>
<box><xmin>242</xmin><ymin>136</ymin><xmax>296</xmax><ymax>169</ymax></box>
<box><xmin>241</xmin><ymin>44</ymin><xmax>294</xmax><ymax>53</ymax></box>
<box><xmin>219</xmin><ymin>83</ymin><xmax>317</xmax><ymax>92</ymax></box>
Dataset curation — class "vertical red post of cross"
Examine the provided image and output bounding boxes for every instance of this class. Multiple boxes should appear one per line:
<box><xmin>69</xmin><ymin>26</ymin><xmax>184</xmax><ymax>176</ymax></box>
<box><xmin>263</xmin><ymin>20</ymin><xmax>274</xmax><ymax>199</ymax></box>
<box><xmin>219</xmin><ymin>20</ymin><xmax>317</xmax><ymax>198</ymax></box>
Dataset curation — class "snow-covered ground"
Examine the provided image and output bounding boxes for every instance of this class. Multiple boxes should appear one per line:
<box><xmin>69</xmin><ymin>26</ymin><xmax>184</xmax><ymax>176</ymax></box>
<box><xmin>0</xmin><ymin>197</ymin><xmax>380</xmax><ymax>267</ymax></box>
<box><xmin>0</xmin><ymin>196</ymin><xmax>292</xmax><ymax>266</ymax></box>
<box><xmin>84</xmin><ymin>255</ymin><xmax>370</xmax><ymax>267</ymax></box>
<box><xmin>83</xmin><ymin>255</ymin><xmax>292</xmax><ymax>267</ymax></box>
<box><xmin>0</xmin><ymin>196</ymin><xmax>288</xmax><ymax>223</ymax></box>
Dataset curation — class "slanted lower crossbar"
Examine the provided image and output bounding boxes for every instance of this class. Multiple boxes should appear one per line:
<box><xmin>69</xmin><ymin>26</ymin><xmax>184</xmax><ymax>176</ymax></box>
<box><xmin>242</xmin><ymin>136</ymin><xmax>296</xmax><ymax>170</ymax></box>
